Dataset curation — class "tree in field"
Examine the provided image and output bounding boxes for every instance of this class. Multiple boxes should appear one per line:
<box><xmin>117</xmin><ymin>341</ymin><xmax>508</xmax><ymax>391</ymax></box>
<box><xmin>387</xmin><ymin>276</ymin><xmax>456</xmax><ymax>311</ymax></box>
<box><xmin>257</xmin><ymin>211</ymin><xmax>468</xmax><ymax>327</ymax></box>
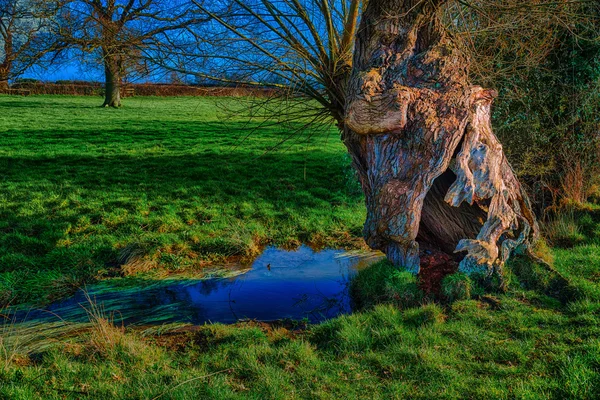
<box><xmin>343</xmin><ymin>0</ymin><xmax>539</xmax><ymax>274</ymax></box>
<box><xmin>0</xmin><ymin>0</ymin><xmax>56</xmax><ymax>88</ymax></box>
<box><xmin>190</xmin><ymin>0</ymin><xmax>599</xmax><ymax>277</ymax></box>
<box><xmin>55</xmin><ymin>0</ymin><xmax>208</xmax><ymax>107</ymax></box>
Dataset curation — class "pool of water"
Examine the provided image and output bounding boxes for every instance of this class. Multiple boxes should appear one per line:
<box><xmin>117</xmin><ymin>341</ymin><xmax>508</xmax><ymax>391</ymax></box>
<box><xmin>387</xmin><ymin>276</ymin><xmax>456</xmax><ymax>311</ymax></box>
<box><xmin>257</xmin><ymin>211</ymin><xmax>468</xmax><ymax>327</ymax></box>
<box><xmin>16</xmin><ymin>246</ymin><xmax>383</xmax><ymax>326</ymax></box>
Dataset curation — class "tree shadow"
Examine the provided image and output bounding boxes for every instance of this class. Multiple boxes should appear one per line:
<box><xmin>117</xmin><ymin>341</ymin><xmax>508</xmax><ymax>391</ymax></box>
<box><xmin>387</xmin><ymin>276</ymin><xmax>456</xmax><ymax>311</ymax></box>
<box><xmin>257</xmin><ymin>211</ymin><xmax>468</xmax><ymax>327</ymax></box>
<box><xmin>0</xmin><ymin>118</ymin><xmax>363</xmax><ymax>306</ymax></box>
<box><xmin>0</xmin><ymin>98</ymin><xmax>101</xmax><ymax>109</ymax></box>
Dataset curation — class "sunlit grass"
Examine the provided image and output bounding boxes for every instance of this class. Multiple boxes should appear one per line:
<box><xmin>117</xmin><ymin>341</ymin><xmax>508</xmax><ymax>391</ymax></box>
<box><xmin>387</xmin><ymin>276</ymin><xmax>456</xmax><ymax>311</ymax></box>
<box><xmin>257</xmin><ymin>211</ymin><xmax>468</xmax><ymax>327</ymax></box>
<box><xmin>0</xmin><ymin>95</ymin><xmax>365</xmax><ymax>306</ymax></box>
<box><xmin>1</xmin><ymin>96</ymin><xmax>600</xmax><ymax>399</ymax></box>
<box><xmin>1</xmin><ymin>289</ymin><xmax>600</xmax><ymax>398</ymax></box>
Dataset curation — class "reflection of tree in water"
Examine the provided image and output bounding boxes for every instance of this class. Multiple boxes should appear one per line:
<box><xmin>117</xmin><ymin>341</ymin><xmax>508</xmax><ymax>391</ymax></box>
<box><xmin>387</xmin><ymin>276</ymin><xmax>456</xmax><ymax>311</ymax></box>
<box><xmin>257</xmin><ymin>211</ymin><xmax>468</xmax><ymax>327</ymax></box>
<box><xmin>141</xmin><ymin>277</ymin><xmax>237</xmax><ymax>305</ymax></box>
<box><xmin>195</xmin><ymin>278</ymin><xmax>237</xmax><ymax>296</ymax></box>
<box><xmin>289</xmin><ymin>254</ymin><xmax>377</xmax><ymax>323</ymax></box>
<box><xmin>292</xmin><ymin>293</ymin><xmax>347</xmax><ymax>322</ymax></box>
<box><xmin>291</xmin><ymin>278</ymin><xmax>354</xmax><ymax>323</ymax></box>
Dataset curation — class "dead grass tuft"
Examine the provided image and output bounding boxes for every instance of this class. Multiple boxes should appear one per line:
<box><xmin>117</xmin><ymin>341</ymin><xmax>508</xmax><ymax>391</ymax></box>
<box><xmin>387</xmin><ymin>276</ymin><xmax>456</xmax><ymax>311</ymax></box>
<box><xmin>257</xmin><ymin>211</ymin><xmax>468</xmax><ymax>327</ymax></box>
<box><xmin>562</xmin><ymin>162</ymin><xmax>587</xmax><ymax>205</ymax></box>
<box><xmin>0</xmin><ymin>305</ymin><xmax>27</xmax><ymax>371</ymax></box>
<box><xmin>81</xmin><ymin>292</ymin><xmax>126</xmax><ymax>354</ymax></box>
<box><xmin>119</xmin><ymin>245</ymin><xmax>158</xmax><ymax>276</ymax></box>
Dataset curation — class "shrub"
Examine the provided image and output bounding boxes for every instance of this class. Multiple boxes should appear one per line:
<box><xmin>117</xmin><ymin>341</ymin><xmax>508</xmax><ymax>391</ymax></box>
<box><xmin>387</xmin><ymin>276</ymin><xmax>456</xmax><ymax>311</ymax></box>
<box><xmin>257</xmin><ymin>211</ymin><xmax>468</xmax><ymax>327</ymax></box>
<box><xmin>491</xmin><ymin>25</ymin><xmax>600</xmax><ymax>210</ymax></box>
<box><xmin>8</xmin><ymin>81</ymin><xmax>280</xmax><ymax>97</ymax></box>
<box><xmin>14</xmin><ymin>78</ymin><xmax>40</xmax><ymax>84</ymax></box>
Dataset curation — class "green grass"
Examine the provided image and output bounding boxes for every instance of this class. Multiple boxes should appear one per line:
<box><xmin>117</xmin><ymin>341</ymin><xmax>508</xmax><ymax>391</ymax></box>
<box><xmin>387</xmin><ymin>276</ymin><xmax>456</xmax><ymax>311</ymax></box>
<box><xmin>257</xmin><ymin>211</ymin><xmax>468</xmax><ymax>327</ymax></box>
<box><xmin>1</xmin><ymin>288</ymin><xmax>599</xmax><ymax>399</ymax></box>
<box><xmin>350</xmin><ymin>260</ymin><xmax>424</xmax><ymax>310</ymax></box>
<box><xmin>2</xmin><ymin>217</ymin><xmax>598</xmax><ymax>400</ymax></box>
<box><xmin>2</xmin><ymin>95</ymin><xmax>600</xmax><ymax>399</ymax></box>
<box><xmin>0</xmin><ymin>95</ymin><xmax>365</xmax><ymax>305</ymax></box>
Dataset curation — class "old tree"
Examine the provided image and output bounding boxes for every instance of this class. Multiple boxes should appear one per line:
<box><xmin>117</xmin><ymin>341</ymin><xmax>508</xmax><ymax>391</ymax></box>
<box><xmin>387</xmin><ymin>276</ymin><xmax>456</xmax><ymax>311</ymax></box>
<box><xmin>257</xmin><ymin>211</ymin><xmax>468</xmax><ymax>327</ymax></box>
<box><xmin>343</xmin><ymin>0</ymin><xmax>537</xmax><ymax>275</ymax></box>
<box><xmin>191</xmin><ymin>0</ymin><xmax>544</xmax><ymax>278</ymax></box>
<box><xmin>56</xmin><ymin>0</ymin><xmax>207</xmax><ymax>107</ymax></box>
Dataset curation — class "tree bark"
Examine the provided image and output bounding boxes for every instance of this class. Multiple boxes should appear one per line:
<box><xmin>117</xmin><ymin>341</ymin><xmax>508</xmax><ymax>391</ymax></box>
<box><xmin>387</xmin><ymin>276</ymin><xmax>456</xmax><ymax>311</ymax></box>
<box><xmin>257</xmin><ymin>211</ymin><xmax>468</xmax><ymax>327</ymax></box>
<box><xmin>102</xmin><ymin>50</ymin><xmax>122</xmax><ymax>107</ymax></box>
<box><xmin>0</xmin><ymin>30</ymin><xmax>13</xmax><ymax>90</ymax></box>
<box><xmin>0</xmin><ymin>66</ymin><xmax>9</xmax><ymax>91</ymax></box>
<box><xmin>343</xmin><ymin>0</ymin><xmax>538</xmax><ymax>275</ymax></box>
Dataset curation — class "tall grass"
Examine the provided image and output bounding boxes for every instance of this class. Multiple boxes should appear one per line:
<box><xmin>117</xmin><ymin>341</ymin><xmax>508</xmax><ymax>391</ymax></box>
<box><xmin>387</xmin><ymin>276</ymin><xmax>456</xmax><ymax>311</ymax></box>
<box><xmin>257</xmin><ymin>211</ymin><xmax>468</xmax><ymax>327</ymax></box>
<box><xmin>0</xmin><ymin>306</ymin><xmax>23</xmax><ymax>371</ymax></box>
<box><xmin>543</xmin><ymin>210</ymin><xmax>586</xmax><ymax>247</ymax></box>
<box><xmin>80</xmin><ymin>291</ymin><xmax>127</xmax><ymax>355</ymax></box>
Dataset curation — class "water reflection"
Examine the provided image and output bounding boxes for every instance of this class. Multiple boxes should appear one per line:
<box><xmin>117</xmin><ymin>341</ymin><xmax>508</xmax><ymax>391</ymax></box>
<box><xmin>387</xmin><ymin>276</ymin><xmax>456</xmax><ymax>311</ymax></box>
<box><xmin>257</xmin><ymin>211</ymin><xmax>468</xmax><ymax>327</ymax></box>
<box><xmin>18</xmin><ymin>246</ymin><xmax>383</xmax><ymax>326</ymax></box>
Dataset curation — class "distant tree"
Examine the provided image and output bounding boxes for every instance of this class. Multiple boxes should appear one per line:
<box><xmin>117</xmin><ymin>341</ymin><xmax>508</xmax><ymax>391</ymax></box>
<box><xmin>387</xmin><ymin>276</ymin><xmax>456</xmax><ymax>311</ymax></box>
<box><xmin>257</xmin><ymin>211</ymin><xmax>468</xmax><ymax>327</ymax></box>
<box><xmin>0</xmin><ymin>0</ymin><xmax>56</xmax><ymax>88</ymax></box>
<box><xmin>54</xmin><ymin>0</ymin><xmax>209</xmax><ymax>107</ymax></box>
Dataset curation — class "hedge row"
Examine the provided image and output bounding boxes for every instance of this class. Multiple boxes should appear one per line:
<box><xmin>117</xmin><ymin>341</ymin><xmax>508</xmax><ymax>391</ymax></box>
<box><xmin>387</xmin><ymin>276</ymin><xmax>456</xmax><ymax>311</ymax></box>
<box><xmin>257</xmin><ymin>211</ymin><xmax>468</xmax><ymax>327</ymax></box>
<box><xmin>5</xmin><ymin>82</ymin><xmax>278</xmax><ymax>97</ymax></box>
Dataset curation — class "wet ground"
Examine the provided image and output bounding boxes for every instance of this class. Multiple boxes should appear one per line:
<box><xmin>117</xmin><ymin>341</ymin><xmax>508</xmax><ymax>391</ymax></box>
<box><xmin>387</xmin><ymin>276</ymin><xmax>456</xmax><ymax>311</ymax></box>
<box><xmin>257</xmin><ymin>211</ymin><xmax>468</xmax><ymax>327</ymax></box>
<box><xmin>14</xmin><ymin>246</ymin><xmax>383</xmax><ymax>326</ymax></box>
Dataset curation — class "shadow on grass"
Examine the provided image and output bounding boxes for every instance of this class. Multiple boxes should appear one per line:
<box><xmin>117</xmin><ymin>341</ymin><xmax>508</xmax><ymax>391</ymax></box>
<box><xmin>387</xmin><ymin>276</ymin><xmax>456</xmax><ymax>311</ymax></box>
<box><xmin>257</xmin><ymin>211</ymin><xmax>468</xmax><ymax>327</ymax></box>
<box><xmin>0</xmin><ymin>98</ymin><xmax>102</xmax><ymax>109</ymax></box>
<box><xmin>0</xmin><ymin>123</ymin><xmax>364</xmax><ymax>306</ymax></box>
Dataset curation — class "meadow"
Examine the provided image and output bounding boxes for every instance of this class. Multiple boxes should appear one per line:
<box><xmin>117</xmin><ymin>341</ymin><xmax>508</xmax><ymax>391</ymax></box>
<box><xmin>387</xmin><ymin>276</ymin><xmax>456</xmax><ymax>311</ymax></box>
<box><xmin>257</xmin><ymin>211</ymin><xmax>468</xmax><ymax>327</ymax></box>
<box><xmin>1</xmin><ymin>95</ymin><xmax>600</xmax><ymax>399</ymax></box>
<box><xmin>0</xmin><ymin>95</ymin><xmax>365</xmax><ymax>305</ymax></box>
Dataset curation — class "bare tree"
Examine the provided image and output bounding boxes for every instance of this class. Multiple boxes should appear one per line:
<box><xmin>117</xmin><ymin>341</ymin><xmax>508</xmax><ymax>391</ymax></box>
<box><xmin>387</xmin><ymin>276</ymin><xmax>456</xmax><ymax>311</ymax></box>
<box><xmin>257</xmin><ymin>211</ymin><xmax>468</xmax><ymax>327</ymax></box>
<box><xmin>182</xmin><ymin>0</ymin><xmax>364</xmax><ymax>123</ymax></box>
<box><xmin>0</xmin><ymin>0</ymin><xmax>56</xmax><ymax>88</ymax></box>
<box><xmin>54</xmin><ymin>0</ymin><xmax>208</xmax><ymax>107</ymax></box>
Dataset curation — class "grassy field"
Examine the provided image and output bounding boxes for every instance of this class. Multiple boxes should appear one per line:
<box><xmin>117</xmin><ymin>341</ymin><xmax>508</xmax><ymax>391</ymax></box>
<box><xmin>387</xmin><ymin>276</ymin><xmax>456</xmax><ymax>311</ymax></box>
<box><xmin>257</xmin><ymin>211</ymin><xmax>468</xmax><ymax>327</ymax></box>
<box><xmin>0</xmin><ymin>95</ymin><xmax>364</xmax><ymax>305</ymax></box>
<box><xmin>1</xmin><ymin>219</ymin><xmax>599</xmax><ymax>398</ymax></box>
<box><xmin>1</xmin><ymin>96</ymin><xmax>600</xmax><ymax>399</ymax></box>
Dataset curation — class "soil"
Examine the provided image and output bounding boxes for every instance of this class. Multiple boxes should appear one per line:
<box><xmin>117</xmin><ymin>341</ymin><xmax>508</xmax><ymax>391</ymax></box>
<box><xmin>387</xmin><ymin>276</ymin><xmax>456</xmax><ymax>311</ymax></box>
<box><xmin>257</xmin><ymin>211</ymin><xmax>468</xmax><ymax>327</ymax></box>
<box><xmin>418</xmin><ymin>249</ymin><xmax>459</xmax><ymax>297</ymax></box>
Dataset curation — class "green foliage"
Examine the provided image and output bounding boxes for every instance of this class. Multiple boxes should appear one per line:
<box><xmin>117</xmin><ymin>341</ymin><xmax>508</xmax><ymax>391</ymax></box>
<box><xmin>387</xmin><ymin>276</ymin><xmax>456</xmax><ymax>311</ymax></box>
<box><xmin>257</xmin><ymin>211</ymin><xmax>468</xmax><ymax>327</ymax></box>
<box><xmin>493</xmin><ymin>21</ymin><xmax>600</xmax><ymax>208</ymax></box>
<box><xmin>350</xmin><ymin>260</ymin><xmax>424</xmax><ymax>310</ymax></box>
<box><xmin>441</xmin><ymin>273</ymin><xmax>472</xmax><ymax>302</ymax></box>
<box><xmin>0</xmin><ymin>95</ymin><xmax>365</xmax><ymax>306</ymax></box>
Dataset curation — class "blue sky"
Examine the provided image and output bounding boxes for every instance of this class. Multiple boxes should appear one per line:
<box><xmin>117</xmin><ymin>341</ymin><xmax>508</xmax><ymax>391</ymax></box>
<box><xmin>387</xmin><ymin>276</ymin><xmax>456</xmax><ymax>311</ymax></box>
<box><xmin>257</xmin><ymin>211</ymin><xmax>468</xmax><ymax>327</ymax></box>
<box><xmin>23</xmin><ymin>61</ymin><xmax>175</xmax><ymax>83</ymax></box>
<box><xmin>24</xmin><ymin>62</ymin><xmax>102</xmax><ymax>82</ymax></box>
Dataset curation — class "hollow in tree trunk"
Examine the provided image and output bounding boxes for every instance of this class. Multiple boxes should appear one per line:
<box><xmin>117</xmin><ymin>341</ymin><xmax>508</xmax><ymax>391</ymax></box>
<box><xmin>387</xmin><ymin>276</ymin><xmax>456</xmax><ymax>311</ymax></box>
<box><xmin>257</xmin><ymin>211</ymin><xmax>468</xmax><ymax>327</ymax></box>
<box><xmin>102</xmin><ymin>51</ymin><xmax>122</xmax><ymax>108</ymax></box>
<box><xmin>343</xmin><ymin>0</ymin><xmax>538</xmax><ymax>276</ymax></box>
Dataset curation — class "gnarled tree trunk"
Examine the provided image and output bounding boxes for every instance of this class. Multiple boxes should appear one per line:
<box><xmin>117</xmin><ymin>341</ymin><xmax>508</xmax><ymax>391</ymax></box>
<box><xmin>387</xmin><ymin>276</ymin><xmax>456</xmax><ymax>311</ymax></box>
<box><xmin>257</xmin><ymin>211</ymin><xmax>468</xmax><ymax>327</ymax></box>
<box><xmin>102</xmin><ymin>49</ymin><xmax>122</xmax><ymax>107</ymax></box>
<box><xmin>343</xmin><ymin>0</ymin><xmax>538</xmax><ymax>276</ymax></box>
